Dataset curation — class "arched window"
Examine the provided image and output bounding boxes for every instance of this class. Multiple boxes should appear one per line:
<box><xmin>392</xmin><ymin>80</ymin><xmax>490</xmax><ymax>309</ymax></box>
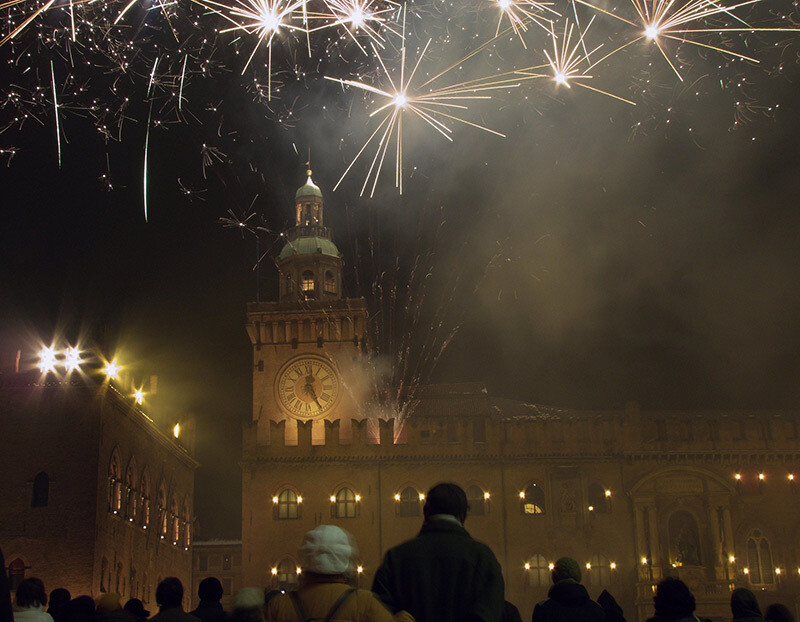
<box><xmin>276</xmin><ymin>558</ymin><xmax>299</xmax><ymax>589</ymax></box>
<box><xmin>526</xmin><ymin>554</ymin><xmax>550</xmax><ymax>587</ymax></box>
<box><xmin>140</xmin><ymin>470</ymin><xmax>151</xmax><ymax>529</ymax></box>
<box><xmin>399</xmin><ymin>486</ymin><xmax>421</xmax><ymax>517</ymax></box>
<box><xmin>125</xmin><ymin>460</ymin><xmax>138</xmax><ymax>522</ymax></box>
<box><xmin>521</xmin><ymin>483</ymin><xmax>545</xmax><ymax>515</ymax></box>
<box><xmin>467</xmin><ymin>485</ymin><xmax>487</xmax><ymax>516</ymax></box>
<box><xmin>8</xmin><ymin>558</ymin><xmax>26</xmax><ymax>591</ymax></box>
<box><xmin>301</xmin><ymin>271</ymin><xmax>315</xmax><ymax>297</ymax></box>
<box><xmin>31</xmin><ymin>472</ymin><xmax>49</xmax><ymax>507</ymax></box>
<box><xmin>587</xmin><ymin>554</ymin><xmax>611</xmax><ymax>586</ymax></box>
<box><xmin>157</xmin><ymin>483</ymin><xmax>167</xmax><ymax>538</ymax></box>
<box><xmin>276</xmin><ymin>489</ymin><xmax>299</xmax><ymax>519</ymax></box>
<box><xmin>142</xmin><ymin>572</ymin><xmax>150</xmax><ymax>604</ymax></box>
<box><xmin>335</xmin><ymin>488</ymin><xmax>357</xmax><ymax>518</ymax></box>
<box><xmin>100</xmin><ymin>557</ymin><xmax>108</xmax><ymax>593</ymax></box>
<box><xmin>170</xmin><ymin>496</ymin><xmax>180</xmax><ymax>543</ymax></box>
<box><xmin>129</xmin><ymin>566</ymin><xmax>137</xmax><ymax>599</ymax></box>
<box><xmin>668</xmin><ymin>510</ymin><xmax>702</xmax><ymax>566</ymax></box>
<box><xmin>588</xmin><ymin>483</ymin><xmax>609</xmax><ymax>513</ymax></box>
<box><xmin>324</xmin><ymin>271</ymin><xmax>336</xmax><ymax>294</ymax></box>
<box><xmin>109</xmin><ymin>450</ymin><xmax>122</xmax><ymax>513</ymax></box>
<box><xmin>115</xmin><ymin>562</ymin><xmax>123</xmax><ymax>594</ymax></box>
<box><xmin>746</xmin><ymin>530</ymin><xmax>775</xmax><ymax>586</ymax></box>
<box><xmin>182</xmin><ymin>499</ymin><xmax>191</xmax><ymax>547</ymax></box>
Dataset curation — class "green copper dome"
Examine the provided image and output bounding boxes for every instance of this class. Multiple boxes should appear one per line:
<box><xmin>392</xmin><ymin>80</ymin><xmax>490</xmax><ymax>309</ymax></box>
<box><xmin>278</xmin><ymin>236</ymin><xmax>340</xmax><ymax>260</ymax></box>
<box><xmin>295</xmin><ymin>175</ymin><xmax>322</xmax><ymax>199</ymax></box>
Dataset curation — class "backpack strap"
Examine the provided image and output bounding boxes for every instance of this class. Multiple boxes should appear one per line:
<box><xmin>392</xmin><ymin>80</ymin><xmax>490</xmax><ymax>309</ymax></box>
<box><xmin>323</xmin><ymin>588</ymin><xmax>357</xmax><ymax>622</ymax></box>
<box><xmin>289</xmin><ymin>591</ymin><xmax>310</xmax><ymax>622</ymax></box>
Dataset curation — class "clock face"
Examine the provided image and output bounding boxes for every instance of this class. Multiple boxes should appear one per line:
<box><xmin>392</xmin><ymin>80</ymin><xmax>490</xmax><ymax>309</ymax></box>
<box><xmin>276</xmin><ymin>356</ymin><xmax>340</xmax><ymax>419</ymax></box>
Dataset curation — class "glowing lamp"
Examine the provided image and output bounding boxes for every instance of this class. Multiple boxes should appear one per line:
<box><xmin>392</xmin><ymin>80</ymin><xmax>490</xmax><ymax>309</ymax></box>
<box><xmin>610</xmin><ymin>562</ymin><xmax>617</xmax><ymax>570</ymax></box>
<box><xmin>775</xmin><ymin>568</ymin><xmax>781</xmax><ymax>575</ymax></box>
<box><xmin>524</xmin><ymin>562</ymin><xmax>531</xmax><ymax>570</ymax></box>
<box><xmin>133</xmin><ymin>388</ymin><xmax>144</xmax><ymax>405</ymax></box>
<box><xmin>588</xmin><ymin>505</ymin><xmax>594</xmax><ymax>512</ymax></box>
<box><xmin>641</xmin><ymin>557</ymin><xmax>648</xmax><ymax>565</ymax></box>
<box><xmin>356</xmin><ymin>565</ymin><xmax>363</xmax><ymax>574</ymax></box>
<box><xmin>104</xmin><ymin>359</ymin><xmax>120</xmax><ymax>380</ymax></box>
<box><xmin>64</xmin><ymin>346</ymin><xmax>82</xmax><ymax>372</ymax></box>
<box><xmin>734</xmin><ymin>473</ymin><xmax>741</xmax><ymax>481</ymax></box>
<box><xmin>788</xmin><ymin>474</ymin><xmax>795</xmax><ymax>481</ymax></box>
<box><xmin>548</xmin><ymin>562</ymin><xmax>555</xmax><ymax>571</ymax></box>
<box><xmin>605</xmin><ymin>489</ymin><xmax>612</xmax><ymax>497</ymax></box>
<box><xmin>272</xmin><ymin>496</ymin><xmax>279</xmax><ymax>504</ymax></box>
<box><xmin>394</xmin><ymin>493</ymin><xmax>400</xmax><ymax>501</ymax></box>
<box><xmin>418</xmin><ymin>493</ymin><xmax>425</xmax><ymax>501</ymax></box>
<box><xmin>519</xmin><ymin>491</ymin><xmax>526</xmax><ymax>499</ymax></box>
<box><xmin>173</xmin><ymin>423</ymin><xmax>181</xmax><ymax>438</ymax></box>
<box><xmin>296</xmin><ymin>567</ymin><xmax>302</xmax><ymax>574</ymax></box>
<box><xmin>729</xmin><ymin>556</ymin><xmax>735</xmax><ymax>564</ymax></box>
<box><xmin>38</xmin><ymin>346</ymin><xmax>57</xmax><ymax>374</ymax></box>
<box><xmin>355</xmin><ymin>494</ymin><xmax>361</xmax><ymax>502</ymax></box>
<box><xmin>330</xmin><ymin>495</ymin><xmax>336</xmax><ymax>503</ymax></box>
<box><xmin>271</xmin><ymin>567</ymin><xmax>277</xmax><ymax>575</ymax></box>
<box><xmin>585</xmin><ymin>562</ymin><xmax>592</xmax><ymax>570</ymax></box>
<box><xmin>743</xmin><ymin>568</ymin><xmax>750</xmax><ymax>575</ymax></box>
<box><xmin>297</xmin><ymin>496</ymin><xmax>303</xmax><ymax>503</ymax></box>
<box><xmin>758</xmin><ymin>473</ymin><xmax>765</xmax><ymax>481</ymax></box>
<box><xmin>484</xmin><ymin>491</ymin><xmax>490</xmax><ymax>500</ymax></box>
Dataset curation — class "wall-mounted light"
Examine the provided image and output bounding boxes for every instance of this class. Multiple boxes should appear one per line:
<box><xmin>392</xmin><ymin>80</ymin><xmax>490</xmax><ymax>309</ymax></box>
<box><xmin>548</xmin><ymin>562</ymin><xmax>555</xmax><ymax>571</ymax></box>
<box><xmin>297</xmin><ymin>496</ymin><xmax>303</xmax><ymax>503</ymax></box>
<box><xmin>271</xmin><ymin>567</ymin><xmax>277</xmax><ymax>576</ymax></box>
<box><xmin>735</xmin><ymin>473</ymin><xmax>742</xmax><ymax>481</ymax></box>
<box><xmin>524</xmin><ymin>562</ymin><xmax>531</xmax><ymax>570</ymax></box>
<box><xmin>610</xmin><ymin>562</ymin><xmax>617</xmax><ymax>570</ymax></box>
<box><xmin>729</xmin><ymin>555</ymin><xmax>736</xmax><ymax>564</ymax></box>
<box><xmin>758</xmin><ymin>473</ymin><xmax>765</xmax><ymax>481</ymax></box>
<box><xmin>484</xmin><ymin>491</ymin><xmax>490</xmax><ymax>500</ymax></box>
<box><xmin>519</xmin><ymin>491</ymin><xmax>526</xmax><ymax>499</ymax></box>
<box><xmin>272</xmin><ymin>496</ymin><xmax>279</xmax><ymax>504</ymax></box>
<box><xmin>356</xmin><ymin>565</ymin><xmax>363</xmax><ymax>574</ymax></box>
<box><xmin>173</xmin><ymin>423</ymin><xmax>181</xmax><ymax>438</ymax></box>
<box><xmin>330</xmin><ymin>495</ymin><xmax>336</xmax><ymax>503</ymax></box>
<box><xmin>585</xmin><ymin>562</ymin><xmax>592</xmax><ymax>570</ymax></box>
<box><xmin>588</xmin><ymin>505</ymin><xmax>594</xmax><ymax>512</ymax></box>
<box><xmin>418</xmin><ymin>493</ymin><xmax>425</xmax><ymax>501</ymax></box>
<box><xmin>605</xmin><ymin>489</ymin><xmax>612</xmax><ymax>498</ymax></box>
<box><xmin>355</xmin><ymin>494</ymin><xmax>361</xmax><ymax>502</ymax></box>
<box><xmin>393</xmin><ymin>493</ymin><xmax>400</xmax><ymax>501</ymax></box>
<box><xmin>641</xmin><ymin>557</ymin><xmax>648</xmax><ymax>565</ymax></box>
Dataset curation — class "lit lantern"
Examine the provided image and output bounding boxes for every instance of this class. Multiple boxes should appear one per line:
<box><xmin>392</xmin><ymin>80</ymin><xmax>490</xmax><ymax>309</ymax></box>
<box><xmin>133</xmin><ymin>388</ymin><xmax>144</xmax><ymax>405</ymax></box>
<box><xmin>519</xmin><ymin>491</ymin><xmax>526</xmax><ymax>499</ymax></box>
<box><xmin>729</xmin><ymin>556</ymin><xmax>735</xmax><ymax>564</ymax></box>
<box><xmin>38</xmin><ymin>347</ymin><xmax>57</xmax><ymax>374</ymax></box>
<box><xmin>788</xmin><ymin>474</ymin><xmax>795</xmax><ymax>481</ymax></box>
<box><xmin>296</xmin><ymin>567</ymin><xmax>302</xmax><ymax>574</ymax></box>
<box><xmin>641</xmin><ymin>557</ymin><xmax>648</xmax><ymax>565</ymax></box>
<box><xmin>394</xmin><ymin>493</ymin><xmax>400</xmax><ymax>501</ymax></box>
<box><xmin>484</xmin><ymin>491</ymin><xmax>491</xmax><ymax>500</ymax></box>
<box><xmin>297</xmin><ymin>496</ymin><xmax>303</xmax><ymax>503</ymax></box>
<box><xmin>357</xmin><ymin>565</ymin><xmax>363</xmax><ymax>574</ymax></box>
<box><xmin>585</xmin><ymin>562</ymin><xmax>592</xmax><ymax>570</ymax></box>
<box><xmin>330</xmin><ymin>495</ymin><xmax>336</xmax><ymax>503</ymax></box>
<box><xmin>588</xmin><ymin>505</ymin><xmax>594</xmax><ymax>512</ymax></box>
<box><xmin>610</xmin><ymin>562</ymin><xmax>617</xmax><ymax>570</ymax></box>
<box><xmin>524</xmin><ymin>562</ymin><xmax>530</xmax><ymax>570</ymax></box>
<box><xmin>743</xmin><ymin>568</ymin><xmax>750</xmax><ymax>575</ymax></box>
<box><xmin>272</xmin><ymin>496</ymin><xmax>279</xmax><ymax>504</ymax></box>
<box><xmin>104</xmin><ymin>359</ymin><xmax>120</xmax><ymax>380</ymax></box>
<box><xmin>355</xmin><ymin>494</ymin><xmax>361</xmax><ymax>502</ymax></box>
<box><xmin>735</xmin><ymin>473</ymin><xmax>742</xmax><ymax>481</ymax></box>
<box><xmin>173</xmin><ymin>423</ymin><xmax>181</xmax><ymax>438</ymax></box>
<box><xmin>271</xmin><ymin>567</ymin><xmax>277</xmax><ymax>575</ymax></box>
<box><xmin>605</xmin><ymin>489</ymin><xmax>612</xmax><ymax>498</ymax></box>
<box><xmin>758</xmin><ymin>473</ymin><xmax>765</xmax><ymax>481</ymax></box>
<box><xmin>548</xmin><ymin>562</ymin><xmax>555</xmax><ymax>571</ymax></box>
<box><xmin>418</xmin><ymin>493</ymin><xmax>425</xmax><ymax>501</ymax></box>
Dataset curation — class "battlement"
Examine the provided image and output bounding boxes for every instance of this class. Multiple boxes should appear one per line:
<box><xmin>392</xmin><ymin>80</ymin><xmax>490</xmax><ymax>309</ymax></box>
<box><xmin>242</xmin><ymin>405</ymin><xmax>800</xmax><ymax>462</ymax></box>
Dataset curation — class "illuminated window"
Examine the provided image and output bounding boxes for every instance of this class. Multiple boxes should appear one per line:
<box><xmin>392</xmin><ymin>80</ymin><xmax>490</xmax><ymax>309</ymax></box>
<box><xmin>399</xmin><ymin>486</ymin><xmax>421</xmax><ymax>517</ymax></box>
<box><xmin>109</xmin><ymin>450</ymin><xmax>122</xmax><ymax>513</ymax></box>
<box><xmin>171</xmin><ymin>496</ymin><xmax>180</xmax><ymax>542</ymax></box>
<box><xmin>277</xmin><ymin>489</ymin><xmax>299</xmax><ymax>519</ymax></box>
<box><xmin>301</xmin><ymin>271</ymin><xmax>315</xmax><ymax>296</ymax></box>
<box><xmin>324</xmin><ymin>270</ymin><xmax>336</xmax><ymax>294</ymax></box>
<box><xmin>588</xmin><ymin>483</ymin><xmax>609</xmax><ymax>513</ymax></box>
<box><xmin>182</xmin><ymin>499</ymin><xmax>191</xmax><ymax>547</ymax></box>
<box><xmin>8</xmin><ymin>558</ymin><xmax>26</xmax><ymax>591</ymax></box>
<box><xmin>588</xmin><ymin>554</ymin><xmax>611</xmax><ymax>586</ymax></box>
<box><xmin>276</xmin><ymin>558</ymin><xmax>299</xmax><ymax>589</ymax></box>
<box><xmin>467</xmin><ymin>485</ymin><xmax>487</xmax><ymax>516</ymax></box>
<box><xmin>335</xmin><ymin>488</ymin><xmax>357</xmax><ymax>518</ymax></box>
<box><xmin>140</xmin><ymin>470</ymin><xmax>151</xmax><ymax>528</ymax></box>
<box><xmin>746</xmin><ymin>530</ymin><xmax>775</xmax><ymax>586</ymax></box>
<box><xmin>521</xmin><ymin>483</ymin><xmax>545</xmax><ymax>515</ymax></box>
<box><xmin>157</xmin><ymin>483</ymin><xmax>167</xmax><ymax>537</ymax></box>
<box><xmin>125</xmin><ymin>460</ymin><xmax>138</xmax><ymax>521</ymax></box>
<box><xmin>526</xmin><ymin>554</ymin><xmax>550</xmax><ymax>587</ymax></box>
<box><xmin>31</xmin><ymin>472</ymin><xmax>49</xmax><ymax>507</ymax></box>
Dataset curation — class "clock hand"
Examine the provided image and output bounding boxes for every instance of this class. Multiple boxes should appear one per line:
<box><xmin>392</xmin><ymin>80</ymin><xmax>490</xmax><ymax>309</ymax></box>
<box><xmin>304</xmin><ymin>382</ymin><xmax>323</xmax><ymax>409</ymax></box>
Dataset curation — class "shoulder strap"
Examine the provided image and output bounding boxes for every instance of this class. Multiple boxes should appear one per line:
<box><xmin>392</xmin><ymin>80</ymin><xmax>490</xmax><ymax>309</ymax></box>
<box><xmin>289</xmin><ymin>591</ymin><xmax>310</xmax><ymax>622</ymax></box>
<box><xmin>323</xmin><ymin>588</ymin><xmax>357</xmax><ymax>622</ymax></box>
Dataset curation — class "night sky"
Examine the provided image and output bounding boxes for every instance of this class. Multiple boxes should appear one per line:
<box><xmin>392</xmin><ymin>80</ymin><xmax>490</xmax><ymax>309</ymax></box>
<box><xmin>2</xmin><ymin>0</ymin><xmax>800</xmax><ymax>537</ymax></box>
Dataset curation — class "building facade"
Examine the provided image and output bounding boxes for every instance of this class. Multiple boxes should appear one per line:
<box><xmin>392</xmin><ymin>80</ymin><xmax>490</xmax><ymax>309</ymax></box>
<box><xmin>191</xmin><ymin>540</ymin><xmax>242</xmax><ymax>610</ymax></box>
<box><xmin>241</xmin><ymin>174</ymin><xmax>800</xmax><ymax>622</ymax></box>
<box><xmin>0</xmin><ymin>369</ymin><xmax>197</xmax><ymax>606</ymax></box>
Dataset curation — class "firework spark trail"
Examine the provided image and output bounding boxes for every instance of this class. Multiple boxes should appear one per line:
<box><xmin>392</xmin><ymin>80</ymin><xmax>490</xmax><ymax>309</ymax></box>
<box><xmin>493</xmin><ymin>0</ymin><xmax>561</xmax><ymax>46</ymax></box>
<box><xmin>304</xmin><ymin>0</ymin><xmax>400</xmax><ymax>53</ymax></box>
<box><xmin>143</xmin><ymin>99</ymin><xmax>153</xmax><ymax>222</ymax></box>
<box><xmin>50</xmin><ymin>59</ymin><xmax>61</xmax><ymax>167</ymax></box>
<box><xmin>179</xmin><ymin>54</ymin><xmax>188</xmax><ymax>111</ymax></box>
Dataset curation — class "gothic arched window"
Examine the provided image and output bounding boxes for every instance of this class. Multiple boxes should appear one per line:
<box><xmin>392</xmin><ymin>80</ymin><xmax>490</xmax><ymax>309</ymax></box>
<box><xmin>588</xmin><ymin>483</ymin><xmax>609</xmax><ymax>513</ymax></box>
<box><xmin>668</xmin><ymin>510</ymin><xmax>702</xmax><ymax>567</ymax></box>
<box><xmin>467</xmin><ymin>484</ymin><xmax>487</xmax><ymax>516</ymax></box>
<box><xmin>31</xmin><ymin>471</ymin><xmax>49</xmax><ymax>507</ymax></box>
<box><xmin>109</xmin><ymin>450</ymin><xmax>122</xmax><ymax>514</ymax></box>
<box><xmin>276</xmin><ymin>558</ymin><xmax>299</xmax><ymax>589</ymax></box>
<box><xmin>335</xmin><ymin>488</ymin><xmax>357</xmax><ymax>518</ymax></box>
<box><xmin>521</xmin><ymin>483</ymin><xmax>545</xmax><ymax>515</ymax></box>
<box><xmin>157</xmin><ymin>483</ymin><xmax>167</xmax><ymax>537</ymax></box>
<box><xmin>746</xmin><ymin>530</ymin><xmax>775</xmax><ymax>586</ymax></box>
<box><xmin>526</xmin><ymin>554</ymin><xmax>550</xmax><ymax>587</ymax></box>
<box><xmin>8</xmin><ymin>558</ymin><xmax>26</xmax><ymax>591</ymax></box>
<box><xmin>140</xmin><ymin>469</ymin><xmax>151</xmax><ymax>529</ymax></box>
<box><xmin>587</xmin><ymin>554</ymin><xmax>611</xmax><ymax>586</ymax></box>
<box><xmin>125</xmin><ymin>460</ymin><xmax>137</xmax><ymax>522</ymax></box>
<box><xmin>182</xmin><ymin>499</ymin><xmax>191</xmax><ymax>547</ymax></box>
<box><xmin>399</xmin><ymin>486</ymin><xmax>421</xmax><ymax>517</ymax></box>
<box><xmin>170</xmin><ymin>496</ymin><xmax>180</xmax><ymax>543</ymax></box>
<box><xmin>276</xmin><ymin>489</ymin><xmax>299</xmax><ymax>519</ymax></box>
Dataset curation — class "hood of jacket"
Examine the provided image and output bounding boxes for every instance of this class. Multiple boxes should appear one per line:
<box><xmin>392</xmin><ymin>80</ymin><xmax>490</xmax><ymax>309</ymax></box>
<box><xmin>731</xmin><ymin>589</ymin><xmax>763</xmax><ymax>621</ymax></box>
<box><xmin>548</xmin><ymin>580</ymin><xmax>591</xmax><ymax>607</ymax></box>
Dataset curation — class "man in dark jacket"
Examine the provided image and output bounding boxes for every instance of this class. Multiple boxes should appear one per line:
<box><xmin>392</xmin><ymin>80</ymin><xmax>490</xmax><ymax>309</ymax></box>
<box><xmin>372</xmin><ymin>482</ymin><xmax>505</xmax><ymax>622</ymax></box>
<box><xmin>531</xmin><ymin>557</ymin><xmax>606</xmax><ymax>622</ymax></box>
<box><xmin>190</xmin><ymin>578</ymin><xmax>226</xmax><ymax>622</ymax></box>
<box><xmin>150</xmin><ymin>579</ymin><xmax>201</xmax><ymax>622</ymax></box>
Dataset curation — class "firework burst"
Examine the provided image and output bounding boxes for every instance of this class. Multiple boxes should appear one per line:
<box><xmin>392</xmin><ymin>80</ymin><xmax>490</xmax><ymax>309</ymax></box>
<box><xmin>492</xmin><ymin>0</ymin><xmax>560</xmax><ymax>45</ymax></box>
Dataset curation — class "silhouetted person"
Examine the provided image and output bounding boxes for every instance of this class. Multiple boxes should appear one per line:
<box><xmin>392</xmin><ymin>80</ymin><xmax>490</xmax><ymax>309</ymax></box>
<box><xmin>373</xmin><ymin>482</ymin><xmax>505</xmax><ymax>622</ymax></box>
<box><xmin>731</xmin><ymin>589</ymin><xmax>763</xmax><ymax>622</ymax></box>
<box><xmin>150</xmin><ymin>579</ymin><xmax>200</xmax><ymax>622</ymax></box>
<box><xmin>96</xmin><ymin>593</ymin><xmax>134</xmax><ymax>622</ymax></box>
<box><xmin>266</xmin><ymin>525</ymin><xmax>411</xmax><ymax>622</ymax></box>
<box><xmin>191</xmin><ymin>578</ymin><xmax>225</xmax><ymax>622</ymax></box>
<box><xmin>47</xmin><ymin>589</ymin><xmax>70</xmax><ymax>622</ymax></box>
<box><xmin>124</xmin><ymin>599</ymin><xmax>151</xmax><ymax>622</ymax></box>
<box><xmin>598</xmin><ymin>590</ymin><xmax>626</xmax><ymax>622</ymax></box>
<box><xmin>13</xmin><ymin>579</ymin><xmax>53</xmax><ymax>622</ymax></box>
<box><xmin>647</xmin><ymin>578</ymin><xmax>701</xmax><ymax>622</ymax></box>
<box><xmin>502</xmin><ymin>602</ymin><xmax>523</xmax><ymax>622</ymax></box>
<box><xmin>765</xmin><ymin>605</ymin><xmax>794</xmax><ymax>622</ymax></box>
<box><xmin>59</xmin><ymin>597</ymin><xmax>96</xmax><ymax>622</ymax></box>
<box><xmin>0</xmin><ymin>548</ymin><xmax>13</xmax><ymax>622</ymax></box>
<box><xmin>531</xmin><ymin>558</ymin><xmax>606</xmax><ymax>622</ymax></box>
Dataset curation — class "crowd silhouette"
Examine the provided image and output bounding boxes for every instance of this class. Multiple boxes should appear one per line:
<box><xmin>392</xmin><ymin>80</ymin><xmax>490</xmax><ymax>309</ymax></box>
<box><xmin>3</xmin><ymin>483</ymin><xmax>796</xmax><ymax>622</ymax></box>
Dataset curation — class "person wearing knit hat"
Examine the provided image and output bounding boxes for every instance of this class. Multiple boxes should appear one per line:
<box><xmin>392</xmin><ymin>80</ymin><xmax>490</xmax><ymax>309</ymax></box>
<box><xmin>531</xmin><ymin>557</ymin><xmax>606</xmax><ymax>622</ymax></box>
<box><xmin>372</xmin><ymin>482</ymin><xmax>504</xmax><ymax>622</ymax></box>
<box><xmin>264</xmin><ymin>525</ymin><xmax>413</xmax><ymax>622</ymax></box>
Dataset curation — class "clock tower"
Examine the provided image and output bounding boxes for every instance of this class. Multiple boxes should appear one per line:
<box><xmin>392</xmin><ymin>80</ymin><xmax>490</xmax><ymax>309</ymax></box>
<box><xmin>244</xmin><ymin>168</ymin><xmax>368</xmax><ymax>444</ymax></box>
